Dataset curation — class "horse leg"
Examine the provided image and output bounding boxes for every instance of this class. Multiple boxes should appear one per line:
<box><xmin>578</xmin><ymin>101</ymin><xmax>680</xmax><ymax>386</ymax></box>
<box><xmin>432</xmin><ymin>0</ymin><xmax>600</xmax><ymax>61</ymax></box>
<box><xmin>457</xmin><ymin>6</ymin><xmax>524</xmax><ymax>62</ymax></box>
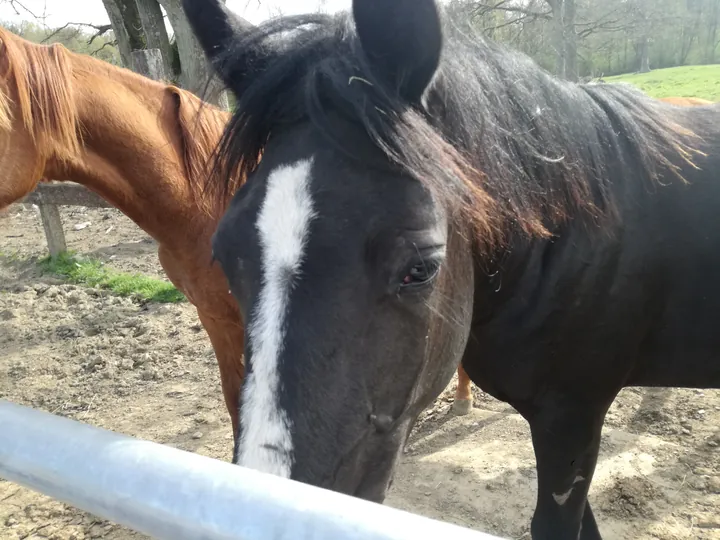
<box><xmin>195</xmin><ymin>310</ymin><xmax>246</xmax><ymax>443</ymax></box>
<box><xmin>580</xmin><ymin>502</ymin><xmax>601</xmax><ymax>540</ymax></box>
<box><xmin>453</xmin><ymin>364</ymin><xmax>473</xmax><ymax>415</ymax></box>
<box><xmin>524</xmin><ymin>397</ymin><xmax>606</xmax><ymax>540</ymax></box>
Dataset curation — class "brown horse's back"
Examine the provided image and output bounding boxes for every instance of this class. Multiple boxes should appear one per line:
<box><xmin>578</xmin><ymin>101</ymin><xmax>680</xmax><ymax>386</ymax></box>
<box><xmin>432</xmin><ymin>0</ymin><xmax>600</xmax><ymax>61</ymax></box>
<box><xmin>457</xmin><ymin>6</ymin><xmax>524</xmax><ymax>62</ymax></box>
<box><xmin>660</xmin><ymin>96</ymin><xmax>714</xmax><ymax>106</ymax></box>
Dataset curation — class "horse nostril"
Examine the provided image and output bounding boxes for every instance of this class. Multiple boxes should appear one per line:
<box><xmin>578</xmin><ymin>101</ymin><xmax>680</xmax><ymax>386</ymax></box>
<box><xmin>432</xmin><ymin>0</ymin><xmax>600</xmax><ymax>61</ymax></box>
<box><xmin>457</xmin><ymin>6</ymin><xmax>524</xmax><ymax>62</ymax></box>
<box><xmin>369</xmin><ymin>413</ymin><xmax>394</xmax><ymax>434</ymax></box>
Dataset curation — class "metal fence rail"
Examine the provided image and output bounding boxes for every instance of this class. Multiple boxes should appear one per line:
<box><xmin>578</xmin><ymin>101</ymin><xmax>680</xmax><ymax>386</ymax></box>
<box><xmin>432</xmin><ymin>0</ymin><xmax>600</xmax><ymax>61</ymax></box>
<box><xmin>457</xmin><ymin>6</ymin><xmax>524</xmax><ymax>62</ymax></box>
<box><xmin>0</xmin><ymin>400</ymin><xmax>506</xmax><ymax>540</ymax></box>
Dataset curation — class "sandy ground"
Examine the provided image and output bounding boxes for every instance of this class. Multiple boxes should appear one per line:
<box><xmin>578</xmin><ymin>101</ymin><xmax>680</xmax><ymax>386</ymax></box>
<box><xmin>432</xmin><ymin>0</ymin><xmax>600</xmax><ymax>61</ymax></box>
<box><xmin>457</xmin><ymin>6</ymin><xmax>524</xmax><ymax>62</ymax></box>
<box><xmin>0</xmin><ymin>204</ymin><xmax>719</xmax><ymax>540</ymax></box>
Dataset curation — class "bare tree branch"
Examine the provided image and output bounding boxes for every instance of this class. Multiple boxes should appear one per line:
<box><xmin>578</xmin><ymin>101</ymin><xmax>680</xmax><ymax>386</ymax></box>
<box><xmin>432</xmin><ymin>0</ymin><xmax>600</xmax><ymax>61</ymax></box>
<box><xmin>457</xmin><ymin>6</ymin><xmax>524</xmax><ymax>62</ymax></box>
<box><xmin>473</xmin><ymin>1</ymin><xmax>552</xmax><ymax>20</ymax></box>
<box><xmin>91</xmin><ymin>40</ymin><xmax>118</xmax><ymax>56</ymax></box>
<box><xmin>87</xmin><ymin>25</ymin><xmax>114</xmax><ymax>45</ymax></box>
<box><xmin>41</xmin><ymin>22</ymin><xmax>113</xmax><ymax>44</ymax></box>
<box><xmin>482</xmin><ymin>12</ymin><xmax>544</xmax><ymax>32</ymax></box>
<box><xmin>573</xmin><ymin>6</ymin><xmax>632</xmax><ymax>39</ymax></box>
<box><xmin>242</xmin><ymin>0</ymin><xmax>263</xmax><ymax>10</ymax></box>
<box><xmin>2</xmin><ymin>0</ymin><xmax>46</xmax><ymax>23</ymax></box>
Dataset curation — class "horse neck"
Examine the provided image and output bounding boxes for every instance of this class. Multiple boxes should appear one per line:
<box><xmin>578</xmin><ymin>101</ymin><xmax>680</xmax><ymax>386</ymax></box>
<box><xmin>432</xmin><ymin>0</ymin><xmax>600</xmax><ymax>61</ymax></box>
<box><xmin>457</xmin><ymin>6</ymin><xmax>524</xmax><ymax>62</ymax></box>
<box><xmin>43</xmin><ymin>52</ymin><xmax>225</xmax><ymax>251</ymax></box>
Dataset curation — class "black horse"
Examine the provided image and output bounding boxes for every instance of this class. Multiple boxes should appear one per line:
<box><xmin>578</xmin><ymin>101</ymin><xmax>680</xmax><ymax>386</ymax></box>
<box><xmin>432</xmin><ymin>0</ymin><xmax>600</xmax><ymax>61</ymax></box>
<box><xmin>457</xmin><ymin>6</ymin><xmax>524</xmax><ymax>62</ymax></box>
<box><xmin>183</xmin><ymin>0</ymin><xmax>720</xmax><ymax>538</ymax></box>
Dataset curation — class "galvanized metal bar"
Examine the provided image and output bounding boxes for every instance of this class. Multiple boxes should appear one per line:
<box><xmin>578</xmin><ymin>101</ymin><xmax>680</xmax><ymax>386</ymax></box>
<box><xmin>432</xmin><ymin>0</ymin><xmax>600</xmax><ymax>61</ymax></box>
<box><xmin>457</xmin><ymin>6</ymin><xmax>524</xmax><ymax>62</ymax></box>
<box><xmin>0</xmin><ymin>400</ymin><xmax>506</xmax><ymax>540</ymax></box>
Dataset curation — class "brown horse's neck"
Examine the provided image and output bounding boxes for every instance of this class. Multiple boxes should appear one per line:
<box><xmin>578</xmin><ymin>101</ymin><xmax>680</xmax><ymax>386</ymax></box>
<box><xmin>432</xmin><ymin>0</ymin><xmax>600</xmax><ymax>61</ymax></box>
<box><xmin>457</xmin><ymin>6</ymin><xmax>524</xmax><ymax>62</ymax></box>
<box><xmin>43</xmin><ymin>51</ymin><xmax>230</xmax><ymax>252</ymax></box>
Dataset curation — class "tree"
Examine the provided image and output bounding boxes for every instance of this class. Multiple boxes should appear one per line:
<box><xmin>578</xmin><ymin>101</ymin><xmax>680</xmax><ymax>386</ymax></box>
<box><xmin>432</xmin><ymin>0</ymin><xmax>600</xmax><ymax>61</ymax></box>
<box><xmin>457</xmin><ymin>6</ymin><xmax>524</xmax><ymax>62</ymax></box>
<box><xmin>702</xmin><ymin>0</ymin><xmax>720</xmax><ymax>63</ymax></box>
<box><xmin>453</xmin><ymin>0</ymin><xmax>718</xmax><ymax>80</ymax></box>
<box><xmin>545</xmin><ymin>0</ymin><xmax>578</xmax><ymax>80</ymax></box>
<box><xmin>136</xmin><ymin>0</ymin><xmax>174</xmax><ymax>77</ymax></box>
<box><xmin>101</xmin><ymin>0</ymin><xmax>145</xmax><ymax>68</ymax></box>
<box><xmin>464</xmin><ymin>0</ymin><xmax>579</xmax><ymax>80</ymax></box>
<box><xmin>99</xmin><ymin>0</ymin><xmax>228</xmax><ymax>107</ymax></box>
<box><xmin>155</xmin><ymin>0</ymin><xmax>227</xmax><ymax>107</ymax></box>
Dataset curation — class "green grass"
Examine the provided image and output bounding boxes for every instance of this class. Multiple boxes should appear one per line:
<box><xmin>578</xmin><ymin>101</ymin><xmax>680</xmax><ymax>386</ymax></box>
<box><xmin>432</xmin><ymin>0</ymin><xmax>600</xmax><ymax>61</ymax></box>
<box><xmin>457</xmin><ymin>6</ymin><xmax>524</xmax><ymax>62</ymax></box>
<box><xmin>0</xmin><ymin>250</ymin><xmax>21</xmax><ymax>262</ymax></box>
<box><xmin>38</xmin><ymin>252</ymin><xmax>186</xmax><ymax>304</ymax></box>
<box><xmin>604</xmin><ymin>64</ymin><xmax>720</xmax><ymax>102</ymax></box>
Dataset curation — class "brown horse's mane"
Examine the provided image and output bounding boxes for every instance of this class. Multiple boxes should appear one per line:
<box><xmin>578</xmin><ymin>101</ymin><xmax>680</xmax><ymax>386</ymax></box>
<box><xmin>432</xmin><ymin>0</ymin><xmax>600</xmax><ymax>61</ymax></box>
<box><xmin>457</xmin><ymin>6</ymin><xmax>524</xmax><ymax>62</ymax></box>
<box><xmin>0</xmin><ymin>26</ymin><xmax>230</xmax><ymax>214</ymax></box>
<box><xmin>0</xmin><ymin>26</ymin><xmax>80</xmax><ymax>159</ymax></box>
<box><xmin>165</xmin><ymin>86</ymin><xmax>230</xmax><ymax>214</ymax></box>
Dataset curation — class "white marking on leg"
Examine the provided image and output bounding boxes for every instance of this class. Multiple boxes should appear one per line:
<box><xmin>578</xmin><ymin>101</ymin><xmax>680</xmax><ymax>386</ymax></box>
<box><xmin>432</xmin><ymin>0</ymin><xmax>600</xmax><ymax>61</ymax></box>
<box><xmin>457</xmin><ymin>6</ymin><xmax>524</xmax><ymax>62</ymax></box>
<box><xmin>552</xmin><ymin>488</ymin><xmax>573</xmax><ymax>506</ymax></box>
<box><xmin>552</xmin><ymin>475</ymin><xmax>586</xmax><ymax>506</ymax></box>
<box><xmin>237</xmin><ymin>158</ymin><xmax>316</xmax><ymax>478</ymax></box>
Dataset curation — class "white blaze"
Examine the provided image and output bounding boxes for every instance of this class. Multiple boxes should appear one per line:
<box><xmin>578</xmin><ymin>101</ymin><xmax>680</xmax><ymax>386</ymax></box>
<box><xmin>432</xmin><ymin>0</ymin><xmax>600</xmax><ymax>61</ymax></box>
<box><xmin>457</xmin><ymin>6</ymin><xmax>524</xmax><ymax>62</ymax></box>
<box><xmin>238</xmin><ymin>158</ymin><xmax>316</xmax><ymax>477</ymax></box>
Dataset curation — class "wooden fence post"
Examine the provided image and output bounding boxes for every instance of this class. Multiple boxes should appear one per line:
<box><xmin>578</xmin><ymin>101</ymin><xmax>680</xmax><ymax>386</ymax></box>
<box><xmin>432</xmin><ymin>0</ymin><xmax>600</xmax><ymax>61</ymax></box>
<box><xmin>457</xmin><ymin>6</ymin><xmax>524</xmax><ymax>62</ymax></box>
<box><xmin>21</xmin><ymin>184</ymin><xmax>113</xmax><ymax>258</ymax></box>
<box><xmin>131</xmin><ymin>49</ymin><xmax>166</xmax><ymax>81</ymax></box>
<box><xmin>38</xmin><ymin>204</ymin><xmax>66</xmax><ymax>258</ymax></box>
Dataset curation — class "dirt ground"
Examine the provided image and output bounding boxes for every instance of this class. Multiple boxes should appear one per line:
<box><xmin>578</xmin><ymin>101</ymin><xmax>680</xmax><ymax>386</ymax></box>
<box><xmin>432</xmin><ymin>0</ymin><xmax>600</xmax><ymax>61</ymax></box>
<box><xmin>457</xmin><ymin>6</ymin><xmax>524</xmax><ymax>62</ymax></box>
<box><xmin>1</xmin><ymin>204</ymin><xmax>719</xmax><ymax>540</ymax></box>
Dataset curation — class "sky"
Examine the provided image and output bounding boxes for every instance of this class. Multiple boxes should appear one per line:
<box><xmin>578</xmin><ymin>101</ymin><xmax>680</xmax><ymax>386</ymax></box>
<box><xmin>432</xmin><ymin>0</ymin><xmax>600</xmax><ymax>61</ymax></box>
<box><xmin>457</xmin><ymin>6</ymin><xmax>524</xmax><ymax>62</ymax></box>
<box><xmin>0</xmin><ymin>0</ymin><xmax>351</xmax><ymax>29</ymax></box>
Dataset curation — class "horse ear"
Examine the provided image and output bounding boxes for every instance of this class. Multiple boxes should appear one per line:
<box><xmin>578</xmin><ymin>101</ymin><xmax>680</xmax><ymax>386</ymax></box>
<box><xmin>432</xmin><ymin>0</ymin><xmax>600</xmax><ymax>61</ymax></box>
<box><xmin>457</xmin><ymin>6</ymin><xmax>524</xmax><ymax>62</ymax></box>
<box><xmin>352</xmin><ymin>0</ymin><xmax>442</xmax><ymax>105</ymax></box>
<box><xmin>182</xmin><ymin>0</ymin><xmax>254</xmax><ymax>91</ymax></box>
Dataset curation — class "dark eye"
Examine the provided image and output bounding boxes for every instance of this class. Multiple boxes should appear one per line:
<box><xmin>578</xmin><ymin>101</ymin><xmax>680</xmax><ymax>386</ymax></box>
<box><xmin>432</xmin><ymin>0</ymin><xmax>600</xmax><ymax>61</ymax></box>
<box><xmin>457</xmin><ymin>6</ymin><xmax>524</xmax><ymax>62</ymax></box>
<box><xmin>400</xmin><ymin>259</ymin><xmax>441</xmax><ymax>289</ymax></box>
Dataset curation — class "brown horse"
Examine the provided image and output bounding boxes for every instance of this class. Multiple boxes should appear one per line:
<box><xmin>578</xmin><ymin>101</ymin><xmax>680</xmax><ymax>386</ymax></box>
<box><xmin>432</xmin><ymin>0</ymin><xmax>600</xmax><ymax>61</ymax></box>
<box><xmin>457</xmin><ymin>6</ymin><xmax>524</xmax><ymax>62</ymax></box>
<box><xmin>0</xmin><ymin>28</ymin><xmax>251</xmax><ymax>438</ymax></box>
<box><xmin>450</xmin><ymin>93</ymin><xmax>716</xmax><ymax>415</ymax></box>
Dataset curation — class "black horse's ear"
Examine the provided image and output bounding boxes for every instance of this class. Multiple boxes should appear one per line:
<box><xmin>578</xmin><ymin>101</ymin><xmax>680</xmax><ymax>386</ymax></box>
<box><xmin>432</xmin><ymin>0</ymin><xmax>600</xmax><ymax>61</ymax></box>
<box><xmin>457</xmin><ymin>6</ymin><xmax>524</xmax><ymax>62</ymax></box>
<box><xmin>182</xmin><ymin>0</ymin><xmax>255</xmax><ymax>91</ymax></box>
<box><xmin>353</xmin><ymin>0</ymin><xmax>442</xmax><ymax>105</ymax></box>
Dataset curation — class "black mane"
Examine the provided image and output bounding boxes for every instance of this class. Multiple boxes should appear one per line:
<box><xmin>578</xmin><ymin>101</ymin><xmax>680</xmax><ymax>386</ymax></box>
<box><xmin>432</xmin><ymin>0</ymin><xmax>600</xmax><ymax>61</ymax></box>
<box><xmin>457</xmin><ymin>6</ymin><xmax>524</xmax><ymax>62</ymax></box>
<box><xmin>209</xmin><ymin>9</ymin><xmax>702</xmax><ymax>248</ymax></box>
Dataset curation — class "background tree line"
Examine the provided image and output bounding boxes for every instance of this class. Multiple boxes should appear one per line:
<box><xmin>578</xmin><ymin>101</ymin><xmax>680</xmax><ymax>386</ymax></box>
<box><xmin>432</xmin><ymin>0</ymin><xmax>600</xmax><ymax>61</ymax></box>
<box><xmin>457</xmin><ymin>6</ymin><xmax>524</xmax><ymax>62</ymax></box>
<box><xmin>450</xmin><ymin>0</ymin><xmax>720</xmax><ymax>80</ymax></box>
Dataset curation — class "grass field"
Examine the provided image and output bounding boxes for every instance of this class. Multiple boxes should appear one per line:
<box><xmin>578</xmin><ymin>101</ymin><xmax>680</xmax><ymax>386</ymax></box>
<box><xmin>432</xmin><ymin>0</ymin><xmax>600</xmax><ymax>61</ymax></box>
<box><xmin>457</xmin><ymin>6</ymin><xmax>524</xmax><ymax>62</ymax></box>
<box><xmin>37</xmin><ymin>252</ymin><xmax>186</xmax><ymax>303</ymax></box>
<box><xmin>605</xmin><ymin>64</ymin><xmax>720</xmax><ymax>101</ymax></box>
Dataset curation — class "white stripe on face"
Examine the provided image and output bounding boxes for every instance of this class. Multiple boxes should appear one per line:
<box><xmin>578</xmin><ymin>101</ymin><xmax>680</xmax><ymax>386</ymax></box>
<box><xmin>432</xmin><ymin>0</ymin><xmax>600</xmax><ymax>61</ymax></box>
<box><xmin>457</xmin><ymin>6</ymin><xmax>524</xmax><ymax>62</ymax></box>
<box><xmin>237</xmin><ymin>158</ymin><xmax>316</xmax><ymax>478</ymax></box>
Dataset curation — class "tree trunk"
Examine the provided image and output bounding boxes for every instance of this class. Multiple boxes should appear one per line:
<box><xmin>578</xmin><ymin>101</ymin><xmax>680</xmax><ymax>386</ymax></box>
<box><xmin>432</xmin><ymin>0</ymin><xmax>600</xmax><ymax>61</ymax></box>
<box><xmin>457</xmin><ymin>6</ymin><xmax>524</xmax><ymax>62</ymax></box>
<box><xmin>638</xmin><ymin>35</ymin><xmax>651</xmax><ymax>72</ymax></box>
<box><xmin>707</xmin><ymin>0</ymin><xmax>720</xmax><ymax>63</ymax></box>
<box><xmin>564</xmin><ymin>0</ymin><xmax>578</xmax><ymax>81</ymax></box>
<box><xmin>131</xmin><ymin>48</ymin><xmax>166</xmax><ymax>81</ymax></box>
<box><xmin>157</xmin><ymin>0</ymin><xmax>228</xmax><ymax>109</ymax></box>
<box><xmin>547</xmin><ymin>0</ymin><xmax>578</xmax><ymax>81</ymax></box>
<box><xmin>135</xmin><ymin>0</ymin><xmax>174</xmax><ymax>80</ymax></box>
<box><xmin>101</xmin><ymin>0</ymin><xmax>134</xmax><ymax>67</ymax></box>
<box><xmin>114</xmin><ymin>0</ymin><xmax>146</xmax><ymax>50</ymax></box>
<box><xmin>623</xmin><ymin>34</ymin><xmax>628</xmax><ymax>72</ymax></box>
<box><xmin>679</xmin><ymin>2</ymin><xmax>702</xmax><ymax>65</ymax></box>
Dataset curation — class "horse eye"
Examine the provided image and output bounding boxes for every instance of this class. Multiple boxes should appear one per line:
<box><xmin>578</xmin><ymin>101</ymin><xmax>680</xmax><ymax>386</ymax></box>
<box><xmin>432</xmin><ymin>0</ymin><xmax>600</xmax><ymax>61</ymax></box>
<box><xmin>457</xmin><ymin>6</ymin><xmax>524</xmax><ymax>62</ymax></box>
<box><xmin>400</xmin><ymin>259</ymin><xmax>441</xmax><ymax>288</ymax></box>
